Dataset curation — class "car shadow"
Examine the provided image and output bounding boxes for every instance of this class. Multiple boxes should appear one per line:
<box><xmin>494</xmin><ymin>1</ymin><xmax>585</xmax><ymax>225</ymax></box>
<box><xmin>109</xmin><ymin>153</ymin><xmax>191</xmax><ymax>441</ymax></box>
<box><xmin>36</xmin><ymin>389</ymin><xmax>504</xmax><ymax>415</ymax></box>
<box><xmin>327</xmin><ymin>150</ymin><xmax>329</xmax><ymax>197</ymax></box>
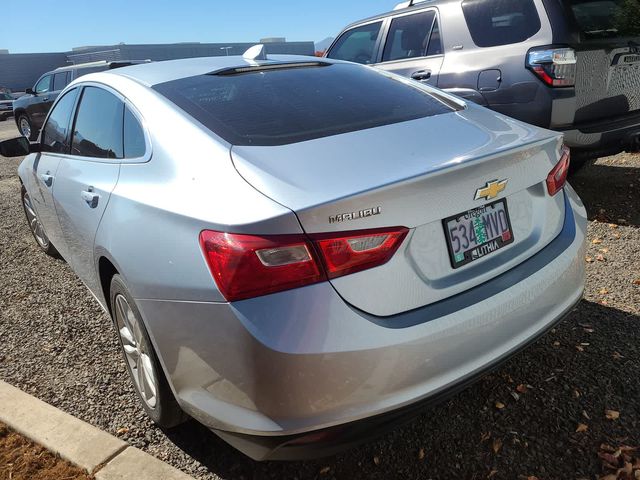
<box><xmin>570</xmin><ymin>160</ymin><xmax>640</xmax><ymax>227</ymax></box>
<box><xmin>162</xmin><ymin>299</ymin><xmax>640</xmax><ymax>479</ymax></box>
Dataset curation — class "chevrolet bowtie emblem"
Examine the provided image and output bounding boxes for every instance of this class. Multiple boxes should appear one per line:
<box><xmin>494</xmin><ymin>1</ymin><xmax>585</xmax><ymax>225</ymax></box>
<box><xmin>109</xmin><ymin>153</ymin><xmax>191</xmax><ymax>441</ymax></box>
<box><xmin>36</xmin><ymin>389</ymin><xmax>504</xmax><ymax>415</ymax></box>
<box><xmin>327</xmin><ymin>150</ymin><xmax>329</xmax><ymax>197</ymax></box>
<box><xmin>475</xmin><ymin>179</ymin><xmax>508</xmax><ymax>201</ymax></box>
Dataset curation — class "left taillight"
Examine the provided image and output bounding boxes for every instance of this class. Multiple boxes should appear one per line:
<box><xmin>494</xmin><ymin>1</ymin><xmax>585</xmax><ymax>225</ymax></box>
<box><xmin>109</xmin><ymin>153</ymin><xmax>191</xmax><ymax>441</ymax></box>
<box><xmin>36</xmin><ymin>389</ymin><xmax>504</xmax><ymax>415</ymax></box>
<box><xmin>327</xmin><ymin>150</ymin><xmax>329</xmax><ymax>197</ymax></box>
<box><xmin>200</xmin><ymin>226</ymin><xmax>408</xmax><ymax>301</ymax></box>
<box><xmin>526</xmin><ymin>47</ymin><xmax>577</xmax><ymax>87</ymax></box>
<box><xmin>547</xmin><ymin>145</ymin><xmax>571</xmax><ymax>196</ymax></box>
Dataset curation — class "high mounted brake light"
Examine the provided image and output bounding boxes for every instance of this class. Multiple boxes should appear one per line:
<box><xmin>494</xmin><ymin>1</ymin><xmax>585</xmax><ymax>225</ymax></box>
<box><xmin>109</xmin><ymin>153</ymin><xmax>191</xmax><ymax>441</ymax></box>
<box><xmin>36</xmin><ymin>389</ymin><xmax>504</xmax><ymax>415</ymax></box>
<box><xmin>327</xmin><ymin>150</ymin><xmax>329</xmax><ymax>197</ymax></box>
<box><xmin>200</xmin><ymin>227</ymin><xmax>408</xmax><ymax>301</ymax></box>
<box><xmin>527</xmin><ymin>47</ymin><xmax>577</xmax><ymax>87</ymax></box>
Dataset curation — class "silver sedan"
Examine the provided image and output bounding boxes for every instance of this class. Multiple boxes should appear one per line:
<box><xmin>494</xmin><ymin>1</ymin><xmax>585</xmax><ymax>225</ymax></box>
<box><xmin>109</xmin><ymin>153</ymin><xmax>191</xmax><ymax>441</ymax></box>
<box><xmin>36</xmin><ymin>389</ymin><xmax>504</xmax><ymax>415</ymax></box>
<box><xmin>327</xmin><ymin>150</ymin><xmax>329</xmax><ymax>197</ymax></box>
<box><xmin>0</xmin><ymin>49</ymin><xmax>586</xmax><ymax>460</ymax></box>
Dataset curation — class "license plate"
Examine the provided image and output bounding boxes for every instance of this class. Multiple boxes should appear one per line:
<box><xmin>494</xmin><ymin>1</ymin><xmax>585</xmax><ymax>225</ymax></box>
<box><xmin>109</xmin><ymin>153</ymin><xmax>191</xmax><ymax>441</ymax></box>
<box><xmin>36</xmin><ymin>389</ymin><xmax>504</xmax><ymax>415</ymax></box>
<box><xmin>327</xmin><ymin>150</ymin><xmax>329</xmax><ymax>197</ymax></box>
<box><xmin>443</xmin><ymin>199</ymin><xmax>514</xmax><ymax>269</ymax></box>
<box><xmin>623</xmin><ymin>54</ymin><xmax>640</xmax><ymax>64</ymax></box>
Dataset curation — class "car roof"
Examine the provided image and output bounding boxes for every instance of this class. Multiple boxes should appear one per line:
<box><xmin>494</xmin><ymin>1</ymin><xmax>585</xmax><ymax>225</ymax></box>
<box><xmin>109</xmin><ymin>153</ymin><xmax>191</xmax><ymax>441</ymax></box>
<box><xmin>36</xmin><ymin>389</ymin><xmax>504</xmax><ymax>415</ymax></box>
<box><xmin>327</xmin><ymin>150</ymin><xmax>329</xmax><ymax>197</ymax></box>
<box><xmin>51</xmin><ymin>60</ymin><xmax>150</xmax><ymax>74</ymax></box>
<box><xmin>342</xmin><ymin>0</ymin><xmax>459</xmax><ymax>29</ymax></box>
<box><xmin>106</xmin><ymin>54</ymin><xmax>336</xmax><ymax>87</ymax></box>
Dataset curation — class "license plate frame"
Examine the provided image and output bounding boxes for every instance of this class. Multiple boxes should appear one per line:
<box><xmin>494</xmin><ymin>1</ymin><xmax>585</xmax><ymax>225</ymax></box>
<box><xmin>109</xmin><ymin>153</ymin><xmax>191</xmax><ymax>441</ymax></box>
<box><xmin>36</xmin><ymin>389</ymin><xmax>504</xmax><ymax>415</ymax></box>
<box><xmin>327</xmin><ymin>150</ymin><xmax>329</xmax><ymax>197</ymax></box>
<box><xmin>442</xmin><ymin>198</ymin><xmax>515</xmax><ymax>269</ymax></box>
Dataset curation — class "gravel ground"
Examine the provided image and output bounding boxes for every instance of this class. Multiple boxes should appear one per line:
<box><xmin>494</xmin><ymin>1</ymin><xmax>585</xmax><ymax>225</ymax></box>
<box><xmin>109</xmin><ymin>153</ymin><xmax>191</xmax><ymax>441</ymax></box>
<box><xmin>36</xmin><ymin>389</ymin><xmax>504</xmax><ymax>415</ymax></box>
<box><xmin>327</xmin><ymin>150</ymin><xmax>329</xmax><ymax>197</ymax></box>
<box><xmin>0</xmin><ymin>118</ymin><xmax>639</xmax><ymax>480</ymax></box>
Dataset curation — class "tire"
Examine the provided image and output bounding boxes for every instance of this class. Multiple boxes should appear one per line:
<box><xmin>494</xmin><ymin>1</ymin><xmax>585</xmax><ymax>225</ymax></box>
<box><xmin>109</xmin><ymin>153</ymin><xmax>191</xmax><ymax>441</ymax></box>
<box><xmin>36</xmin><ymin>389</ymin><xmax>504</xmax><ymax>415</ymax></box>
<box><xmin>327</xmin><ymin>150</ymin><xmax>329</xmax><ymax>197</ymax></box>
<box><xmin>17</xmin><ymin>114</ymin><xmax>36</xmax><ymax>141</ymax></box>
<box><xmin>21</xmin><ymin>186</ymin><xmax>59</xmax><ymax>257</ymax></box>
<box><xmin>110</xmin><ymin>274</ymin><xmax>187</xmax><ymax>428</ymax></box>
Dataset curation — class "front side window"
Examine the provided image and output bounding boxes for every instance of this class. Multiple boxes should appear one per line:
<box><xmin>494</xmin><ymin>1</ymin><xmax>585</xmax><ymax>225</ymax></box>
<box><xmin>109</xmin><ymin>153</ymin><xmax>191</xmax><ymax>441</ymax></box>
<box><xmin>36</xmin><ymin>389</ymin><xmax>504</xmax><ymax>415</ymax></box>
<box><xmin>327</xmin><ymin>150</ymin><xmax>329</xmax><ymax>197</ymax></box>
<box><xmin>382</xmin><ymin>11</ymin><xmax>437</xmax><ymax>62</ymax></box>
<box><xmin>0</xmin><ymin>93</ymin><xmax>12</xmax><ymax>100</ymax></box>
<box><xmin>71</xmin><ymin>87</ymin><xmax>124</xmax><ymax>159</ymax></box>
<box><xmin>123</xmin><ymin>106</ymin><xmax>146</xmax><ymax>158</ymax></box>
<box><xmin>462</xmin><ymin>0</ymin><xmax>542</xmax><ymax>47</ymax></box>
<box><xmin>567</xmin><ymin>0</ymin><xmax>640</xmax><ymax>39</ymax></box>
<box><xmin>327</xmin><ymin>22</ymin><xmax>383</xmax><ymax>64</ymax></box>
<box><xmin>35</xmin><ymin>75</ymin><xmax>52</xmax><ymax>94</ymax></box>
<box><xmin>53</xmin><ymin>72</ymin><xmax>69</xmax><ymax>92</ymax></box>
<box><xmin>41</xmin><ymin>88</ymin><xmax>79</xmax><ymax>153</ymax></box>
<box><xmin>153</xmin><ymin>63</ymin><xmax>455</xmax><ymax>146</ymax></box>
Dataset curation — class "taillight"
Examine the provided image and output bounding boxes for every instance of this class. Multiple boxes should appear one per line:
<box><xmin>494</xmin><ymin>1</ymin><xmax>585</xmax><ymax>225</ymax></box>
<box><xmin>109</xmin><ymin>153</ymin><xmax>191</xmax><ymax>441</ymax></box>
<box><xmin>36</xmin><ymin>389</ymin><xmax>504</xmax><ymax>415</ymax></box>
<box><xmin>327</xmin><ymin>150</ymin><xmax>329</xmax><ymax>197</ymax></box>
<box><xmin>200</xmin><ymin>227</ymin><xmax>408</xmax><ymax>301</ymax></box>
<box><xmin>547</xmin><ymin>145</ymin><xmax>571</xmax><ymax>196</ymax></box>
<box><xmin>526</xmin><ymin>47</ymin><xmax>576</xmax><ymax>87</ymax></box>
<box><xmin>312</xmin><ymin>227</ymin><xmax>409</xmax><ymax>279</ymax></box>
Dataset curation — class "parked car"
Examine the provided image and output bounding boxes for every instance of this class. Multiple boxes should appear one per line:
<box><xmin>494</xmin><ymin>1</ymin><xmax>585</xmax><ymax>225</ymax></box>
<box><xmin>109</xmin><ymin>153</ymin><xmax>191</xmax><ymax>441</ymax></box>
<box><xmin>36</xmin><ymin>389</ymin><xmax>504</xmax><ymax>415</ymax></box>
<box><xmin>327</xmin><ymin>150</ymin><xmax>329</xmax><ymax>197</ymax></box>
<box><xmin>12</xmin><ymin>60</ymin><xmax>149</xmax><ymax>140</ymax></box>
<box><xmin>326</xmin><ymin>0</ymin><xmax>640</xmax><ymax>165</ymax></box>
<box><xmin>0</xmin><ymin>51</ymin><xmax>586</xmax><ymax>460</ymax></box>
<box><xmin>0</xmin><ymin>92</ymin><xmax>13</xmax><ymax>121</ymax></box>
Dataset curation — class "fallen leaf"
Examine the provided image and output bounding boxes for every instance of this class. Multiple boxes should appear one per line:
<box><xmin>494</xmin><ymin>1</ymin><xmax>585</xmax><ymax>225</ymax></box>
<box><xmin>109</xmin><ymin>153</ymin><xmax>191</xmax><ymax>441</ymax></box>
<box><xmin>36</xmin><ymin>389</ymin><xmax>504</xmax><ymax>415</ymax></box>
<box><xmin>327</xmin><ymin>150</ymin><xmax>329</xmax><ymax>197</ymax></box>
<box><xmin>493</xmin><ymin>437</ymin><xmax>503</xmax><ymax>454</ymax></box>
<box><xmin>116</xmin><ymin>427</ymin><xmax>129</xmax><ymax>435</ymax></box>
<box><xmin>319</xmin><ymin>466</ymin><xmax>331</xmax><ymax>475</ymax></box>
<box><xmin>586</xmin><ymin>256</ymin><xmax>594</xmax><ymax>263</ymax></box>
<box><xmin>576</xmin><ymin>345</ymin><xmax>584</xmax><ymax>352</ymax></box>
<box><xmin>576</xmin><ymin>423</ymin><xmax>589</xmax><ymax>433</ymax></box>
<box><xmin>584</xmin><ymin>328</ymin><xmax>595</xmax><ymax>333</ymax></box>
<box><xmin>596</xmin><ymin>254</ymin><xmax>606</xmax><ymax>262</ymax></box>
<box><xmin>511</xmin><ymin>391</ymin><xmax>520</xmax><ymax>401</ymax></box>
<box><xmin>553</xmin><ymin>341</ymin><xmax>561</xmax><ymax>346</ymax></box>
<box><xmin>481</xmin><ymin>432</ymin><xmax>491</xmax><ymax>442</ymax></box>
<box><xmin>613</xmin><ymin>351</ymin><xmax>624</xmax><ymax>360</ymax></box>
<box><xmin>488</xmin><ymin>470</ymin><xmax>498</xmax><ymax>479</ymax></box>
<box><xmin>592</xmin><ymin>238</ymin><xmax>603</xmax><ymax>244</ymax></box>
<box><xmin>600</xmin><ymin>248</ymin><xmax>609</xmax><ymax>254</ymax></box>
<box><xmin>583</xmin><ymin>410</ymin><xmax>591</xmax><ymax>420</ymax></box>
<box><xmin>418</xmin><ymin>448</ymin><xmax>426</xmax><ymax>461</ymax></box>
<box><xmin>633</xmin><ymin>279</ymin><xmax>640</xmax><ymax>286</ymax></box>
<box><xmin>606</xmin><ymin>410</ymin><xmax>620</xmax><ymax>420</ymax></box>
<box><xmin>609</xmin><ymin>223</ymin><xmax>619</xmax><ymax>229</ymax></box>
<box><xmin>600</xmin><ymin>475</ymin><xmax>617</xmax><ymax>480</ymax></box>
<box><xmin>601</xmin><ymin>444</ymin><xmax>617</xmax><ymax>453</ymax></box>
<box><xmin>495</xmin><ymin>402</ymin><xmax>506</xmax><ymax>410</ymax></box>
<box><xmin>527</xmin><ymin>476</ymin><xmax>540</xmax><ymax>480</ymax></box>
<box><xmin>516</xmin><ymin>384</ymin><xmax>528</xmax><ymax>394</ymax></box>
<box><xmin>600</xmin><ymin>288</ymin><xmax>609</xmax><ymax>295</ymax></box>
<box><xmin>373</xmin><ymin>456</ymin><xmax>380</xmax><ymax>465</ymax></box>
<box><xmin>573</xmin><ymin>389</ymin><xmax>581</xmax><ymax>398</ymax></box>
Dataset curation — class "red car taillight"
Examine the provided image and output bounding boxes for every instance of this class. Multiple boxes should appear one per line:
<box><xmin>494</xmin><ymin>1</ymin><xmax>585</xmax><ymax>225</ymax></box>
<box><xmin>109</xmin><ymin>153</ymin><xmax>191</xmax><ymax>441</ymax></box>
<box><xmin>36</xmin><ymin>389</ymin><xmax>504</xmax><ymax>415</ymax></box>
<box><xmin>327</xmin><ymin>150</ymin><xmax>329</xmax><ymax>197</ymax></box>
<box><xmin>526</xmin><ymin>47</ymin><xmax>577</xmax><ymax>87</ymax></box>
<box><xmin>200</xmin><ymin>227</ymin><xmax>408</xmax><ymax>301</ymax></box>
<box><xmin>547</xmin><ymin>145</ymin><xmax>571</xmax><ymax>196</ymax></box>
<box><xmin>311</xmin><ymin>227</ymin><xmax>409</xmax><ymax>279</ymax></box>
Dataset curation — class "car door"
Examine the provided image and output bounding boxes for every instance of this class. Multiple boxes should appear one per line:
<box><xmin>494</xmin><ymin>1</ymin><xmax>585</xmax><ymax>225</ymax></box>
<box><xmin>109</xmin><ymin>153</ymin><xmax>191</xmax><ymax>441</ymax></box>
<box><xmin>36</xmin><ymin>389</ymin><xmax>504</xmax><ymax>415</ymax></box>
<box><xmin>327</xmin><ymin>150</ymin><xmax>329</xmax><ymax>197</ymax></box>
<box><xmin>52</xmin><ymin>85</ymin><xmax>123</xmax><ymax>294</ymax></box>
<box><xmin>373</xmin><ymin>9</ymin><xmax>444</xmax><ymax>86</ymax></box>
<box><xmin>28</xmin><ymin>74</ymin><xmax>55</xmax><ymax>129</ymax></box>
<box><xmin>30</xmin><ymin>87</ymin><xmax>80</xmax><ymax>257</ymax></box>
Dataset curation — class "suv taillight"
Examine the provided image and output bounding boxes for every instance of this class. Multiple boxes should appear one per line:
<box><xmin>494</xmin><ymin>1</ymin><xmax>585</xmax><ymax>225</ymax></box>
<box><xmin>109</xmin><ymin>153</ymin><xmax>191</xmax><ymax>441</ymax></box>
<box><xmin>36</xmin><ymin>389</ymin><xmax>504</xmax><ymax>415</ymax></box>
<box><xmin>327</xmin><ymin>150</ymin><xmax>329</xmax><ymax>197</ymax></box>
<box><xmin>526</xmin><ymin>47</ymin><xmax>577</xmax><ymax>87</ymax></box>
<box><xmin>547</xmin><ymin>145</ymin><xmax>571</xmax><ymax>196</ymax></box>
<box><xmin>200</xmin><ymin>227</ymin><xmax>408</xmax><ymax>301</ymax></box>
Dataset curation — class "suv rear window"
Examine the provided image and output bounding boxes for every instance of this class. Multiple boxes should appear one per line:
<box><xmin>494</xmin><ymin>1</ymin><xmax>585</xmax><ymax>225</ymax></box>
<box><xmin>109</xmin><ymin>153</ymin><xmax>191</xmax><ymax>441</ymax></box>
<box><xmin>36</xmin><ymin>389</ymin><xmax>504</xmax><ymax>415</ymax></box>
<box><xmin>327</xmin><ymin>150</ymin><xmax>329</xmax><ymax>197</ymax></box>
<box><xmin>462</xmin><ymin>0</ymin><xmax>542</xmax><ymax>47</ymax></box>
<box><xmin>153</xmin><ymin>63</ymin><xmax>455</xmax><ymax>146</ymax></box>
<box><xmin>567</xmin><ymin>0</ymin><xmax>640</xmax><ymax>39</ymax></box>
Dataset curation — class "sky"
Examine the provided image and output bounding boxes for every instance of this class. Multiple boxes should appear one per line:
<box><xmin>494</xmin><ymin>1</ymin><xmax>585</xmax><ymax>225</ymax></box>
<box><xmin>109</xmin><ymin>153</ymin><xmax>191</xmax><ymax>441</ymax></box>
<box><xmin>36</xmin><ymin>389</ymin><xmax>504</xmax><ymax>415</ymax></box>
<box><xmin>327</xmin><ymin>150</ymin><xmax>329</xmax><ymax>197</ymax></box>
<box><xmin>0</xmin><ymin>1</ymin><xmax>396</xmax><ymax>54</ymax></box>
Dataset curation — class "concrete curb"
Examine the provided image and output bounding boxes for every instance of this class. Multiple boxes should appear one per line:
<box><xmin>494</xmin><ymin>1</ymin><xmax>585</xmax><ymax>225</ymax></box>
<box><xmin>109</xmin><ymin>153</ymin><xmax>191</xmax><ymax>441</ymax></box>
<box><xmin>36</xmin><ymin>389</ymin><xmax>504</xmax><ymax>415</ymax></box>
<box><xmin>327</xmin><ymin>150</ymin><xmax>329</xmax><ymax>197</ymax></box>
<box><xmin>0</xmin><ymin>380</ymin><xmax>194</xmax><ymax>479</ymax></box>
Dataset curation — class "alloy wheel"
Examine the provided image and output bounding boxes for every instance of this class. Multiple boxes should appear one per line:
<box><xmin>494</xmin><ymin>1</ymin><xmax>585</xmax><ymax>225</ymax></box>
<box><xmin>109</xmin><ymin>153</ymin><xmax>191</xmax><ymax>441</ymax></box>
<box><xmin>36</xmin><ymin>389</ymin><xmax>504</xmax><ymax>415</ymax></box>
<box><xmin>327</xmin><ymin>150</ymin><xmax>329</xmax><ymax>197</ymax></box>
<box><xmin>114</xmin><ymin>294</ymin><xmax>158</xmax><ymax>409</ymax></box>
<box><xmin>22</xmin><ymin>191</ymin><xmax>49</xmax><ymax>249</ymax></box>
<box><xmin>19</xmin><ymin>117</ymin><xmax>31</xmax><ymax>139</ymax></box>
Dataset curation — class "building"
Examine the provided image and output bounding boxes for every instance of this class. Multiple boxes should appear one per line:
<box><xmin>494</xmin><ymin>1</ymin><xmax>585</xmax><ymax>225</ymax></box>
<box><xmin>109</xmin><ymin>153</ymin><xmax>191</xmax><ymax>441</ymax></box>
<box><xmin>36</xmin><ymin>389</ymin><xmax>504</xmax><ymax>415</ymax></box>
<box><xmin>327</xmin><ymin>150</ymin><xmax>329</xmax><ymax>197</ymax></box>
<box><xmin>0</xmin><ymin>40</ymin><xmax>315</xmax><ymax>91</ymax></box>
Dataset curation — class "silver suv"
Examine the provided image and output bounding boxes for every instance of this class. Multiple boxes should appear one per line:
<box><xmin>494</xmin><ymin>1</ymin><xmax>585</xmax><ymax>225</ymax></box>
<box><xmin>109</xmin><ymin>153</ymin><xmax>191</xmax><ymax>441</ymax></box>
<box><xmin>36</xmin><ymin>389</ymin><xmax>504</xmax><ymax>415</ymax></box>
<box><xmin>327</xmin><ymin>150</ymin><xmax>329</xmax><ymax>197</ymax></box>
<box><xmin>326</xmin><ymin>0</ymin><xmax>640</xmax><ymax>165</ymax></box>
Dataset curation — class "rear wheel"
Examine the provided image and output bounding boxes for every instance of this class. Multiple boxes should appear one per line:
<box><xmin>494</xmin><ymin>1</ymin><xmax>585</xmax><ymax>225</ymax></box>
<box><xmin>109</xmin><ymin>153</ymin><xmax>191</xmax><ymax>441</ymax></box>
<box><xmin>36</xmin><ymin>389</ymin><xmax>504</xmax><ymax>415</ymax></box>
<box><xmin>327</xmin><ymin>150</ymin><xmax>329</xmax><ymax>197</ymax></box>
<box><xmin>21</xmin><ymin>186</ymin><xmax>59</xmax><ymax>257</ymax></box>
<box><xmin>110</xmin><ymin>275</ymin><xmax>187</xmax><ymax>428</ymax></box>
<box><xmin>17</xmin><ymin>114</ymin><xmax>36</xmax><ymax>141</ymax></box>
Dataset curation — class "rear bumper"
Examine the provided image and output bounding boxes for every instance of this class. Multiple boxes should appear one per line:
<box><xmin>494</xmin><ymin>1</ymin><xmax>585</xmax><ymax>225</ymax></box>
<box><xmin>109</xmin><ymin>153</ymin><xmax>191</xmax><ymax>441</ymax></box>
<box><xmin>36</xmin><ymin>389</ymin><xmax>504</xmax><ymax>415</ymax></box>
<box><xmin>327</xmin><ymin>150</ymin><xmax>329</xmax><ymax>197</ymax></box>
<box><xmin>559</xmin><ymin>111</ymin><xmax>640</xmax><ymax>153</ymax></box>
<box><xmin>136</xmin><ymin>186</ymin><xmax>586</xmax><ymax>460</ymax></box>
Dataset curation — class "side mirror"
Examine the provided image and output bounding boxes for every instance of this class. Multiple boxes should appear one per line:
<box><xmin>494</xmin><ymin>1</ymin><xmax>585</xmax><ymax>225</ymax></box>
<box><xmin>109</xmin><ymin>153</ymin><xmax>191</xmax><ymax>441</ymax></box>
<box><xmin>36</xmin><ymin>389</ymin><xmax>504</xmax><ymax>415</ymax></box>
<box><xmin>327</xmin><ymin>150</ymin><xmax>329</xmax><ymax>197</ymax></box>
<box><xmin>0</xmin><ymin>137</ymin><xmax>40</xmax><ymax>157</ymax></box>
<box><xmin>25</xmin><ymin>87</ymin><xmax>35</xmax><ymax>95</ymax></box>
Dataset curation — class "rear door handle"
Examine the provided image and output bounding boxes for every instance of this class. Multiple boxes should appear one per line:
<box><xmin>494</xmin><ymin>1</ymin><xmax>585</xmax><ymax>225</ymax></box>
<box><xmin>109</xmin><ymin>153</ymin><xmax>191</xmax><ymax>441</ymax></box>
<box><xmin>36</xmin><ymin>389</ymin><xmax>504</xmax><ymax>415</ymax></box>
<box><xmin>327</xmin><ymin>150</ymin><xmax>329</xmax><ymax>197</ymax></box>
<box><xmin>40</xmin><ymin>173</ymin><xmax>54</xmax><ymax>187</ymax></box>
<box><xmin>411</xmin><ymin>70</ymin><xmax>432</xmax><ymax>81</ymax></box>
<box><xmin>81</xmin><ymin>188</ymin><xmax>100</xmax><ymax>208</ymax></box>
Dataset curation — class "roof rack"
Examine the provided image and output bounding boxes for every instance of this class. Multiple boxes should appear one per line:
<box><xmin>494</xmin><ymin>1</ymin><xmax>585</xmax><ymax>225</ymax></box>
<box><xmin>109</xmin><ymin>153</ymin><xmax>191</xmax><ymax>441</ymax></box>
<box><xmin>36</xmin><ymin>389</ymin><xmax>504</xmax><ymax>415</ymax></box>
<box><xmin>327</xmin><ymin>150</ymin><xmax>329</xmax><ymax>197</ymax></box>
<box><xmin>394</xmin><ymin>0</ymin><xmax>430</xmax><ymax>10</ymax></box>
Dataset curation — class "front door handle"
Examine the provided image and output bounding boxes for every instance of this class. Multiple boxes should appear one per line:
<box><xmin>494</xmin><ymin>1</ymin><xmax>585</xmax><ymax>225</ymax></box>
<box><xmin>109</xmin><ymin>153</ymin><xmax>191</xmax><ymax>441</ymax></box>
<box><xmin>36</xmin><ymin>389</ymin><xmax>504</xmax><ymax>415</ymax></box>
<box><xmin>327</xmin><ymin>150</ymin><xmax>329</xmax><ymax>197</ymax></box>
<box><xmin>411</xmin><ymin>70</ymin><xmax>432</xmax><ymax>81</ymax></box>
<box><xmin>40</xmin><ymin>173</ymin><xmax>54</xmax><ymax>187</ymax></box>
<box><xmin>81</xmin><ymin>188</ymin><xmax>100</xmax><ymax>209</ymax></box>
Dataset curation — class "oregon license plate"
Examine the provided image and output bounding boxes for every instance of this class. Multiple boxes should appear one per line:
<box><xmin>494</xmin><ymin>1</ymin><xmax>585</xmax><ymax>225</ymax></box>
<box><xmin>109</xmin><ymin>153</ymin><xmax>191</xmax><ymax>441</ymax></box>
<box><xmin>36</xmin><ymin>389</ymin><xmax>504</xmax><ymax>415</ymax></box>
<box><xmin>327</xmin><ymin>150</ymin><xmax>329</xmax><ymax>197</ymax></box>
<box><xmin>443</xmin><ymin>199</ymin><xmax>514</xmax><ymax>269</ymax></box>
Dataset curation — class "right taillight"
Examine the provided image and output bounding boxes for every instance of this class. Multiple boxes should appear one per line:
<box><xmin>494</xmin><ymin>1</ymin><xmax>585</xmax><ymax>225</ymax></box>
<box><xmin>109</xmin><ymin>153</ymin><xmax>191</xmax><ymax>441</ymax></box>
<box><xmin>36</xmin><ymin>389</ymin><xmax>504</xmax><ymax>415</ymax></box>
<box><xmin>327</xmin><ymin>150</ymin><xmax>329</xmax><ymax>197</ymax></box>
<box><xmin>527</xmin><ymin>47</ymin><xmax>577</xmax><ymax>87</ymax></box>
<box><xmin>199</xmin><ymin>227</ymin><xmax>408</xmax><ymax>301</ymax></box>
<box><xmin>547</xmin><ymin>145</ymin><xmax>571</xmax><ymax>196</ymax></box>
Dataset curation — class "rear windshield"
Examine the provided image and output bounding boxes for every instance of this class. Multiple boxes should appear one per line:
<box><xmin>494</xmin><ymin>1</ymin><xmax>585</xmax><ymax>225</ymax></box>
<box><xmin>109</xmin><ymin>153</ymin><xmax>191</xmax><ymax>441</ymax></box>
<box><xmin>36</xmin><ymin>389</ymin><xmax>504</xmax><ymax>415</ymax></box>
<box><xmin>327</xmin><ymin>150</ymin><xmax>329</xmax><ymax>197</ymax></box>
<box><xmin>153</xmin><ymin>63</ymin><xmax>455</xmax><ymax>146</ymax></box>
<box><xmin>566</xmin><ymin>0</ymin><xmax>640</xmax><ymax>39</ymax></box>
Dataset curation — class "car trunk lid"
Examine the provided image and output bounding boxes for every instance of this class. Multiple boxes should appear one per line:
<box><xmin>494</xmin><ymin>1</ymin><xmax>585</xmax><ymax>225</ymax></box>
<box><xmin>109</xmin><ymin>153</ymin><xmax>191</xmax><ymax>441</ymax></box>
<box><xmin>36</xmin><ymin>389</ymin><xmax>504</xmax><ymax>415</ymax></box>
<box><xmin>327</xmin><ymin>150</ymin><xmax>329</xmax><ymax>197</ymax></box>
<box><xmin>231</xmin><ymin>108</ymin><xmax>566</xmax><ymax>316</ymax></box>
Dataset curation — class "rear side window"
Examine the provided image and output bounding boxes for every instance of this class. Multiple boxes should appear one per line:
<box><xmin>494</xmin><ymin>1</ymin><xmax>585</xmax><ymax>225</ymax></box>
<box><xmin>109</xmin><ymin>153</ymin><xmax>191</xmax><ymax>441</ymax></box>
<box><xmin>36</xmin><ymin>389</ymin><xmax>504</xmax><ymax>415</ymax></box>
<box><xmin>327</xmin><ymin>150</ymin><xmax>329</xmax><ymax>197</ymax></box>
<box><xmin>123</xmin><ymin>106</ymin><xmax>146</xmax><ymax>158</ymax></box>
<box><xmin>71</xmin><ymin>86</ymin><xmax>124</xmax><ymax>159</ymax></box>
<box><xmin>153</xmin><ymin>63</ymin><xmax>455</xmax><ymax>146</ymax></box>
<box><xmin>382</xmin><ymin>11</ymin><xmax>438</xmax><ymax>62</ymax></box>
<box><xmin>327</xmin><ymin>22</ymin><xmax>383</xmax><ymax>64</ymax></box>
<box><xmin>41</xmin><ymin>88</ymin><xmax>79</xmax><ymax>153</ymax></box>
<box><xmin>462</xmin><ymin>0</ymin><xmax>542</xmax><ymax>47</ymax></box>
<box><xmin>53</xmin><ymin>72</ymin><xmax>68</xmax><ymax>91</ymax></box>
<box><xmin>567</xmin><ymin>0</ymin><xmax>640</xmax><ymax>39</ymax></box>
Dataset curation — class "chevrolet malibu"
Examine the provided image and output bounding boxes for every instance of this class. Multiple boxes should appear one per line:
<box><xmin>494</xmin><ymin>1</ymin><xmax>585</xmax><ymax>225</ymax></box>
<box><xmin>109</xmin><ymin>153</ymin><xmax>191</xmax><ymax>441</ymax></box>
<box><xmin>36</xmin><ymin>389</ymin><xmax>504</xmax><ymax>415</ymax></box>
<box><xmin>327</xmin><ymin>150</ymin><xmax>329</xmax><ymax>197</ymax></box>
<box><xmin>0</xmin><ymin>50</ymin><xmax>586</xmax><ymax>460</ymax></box>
